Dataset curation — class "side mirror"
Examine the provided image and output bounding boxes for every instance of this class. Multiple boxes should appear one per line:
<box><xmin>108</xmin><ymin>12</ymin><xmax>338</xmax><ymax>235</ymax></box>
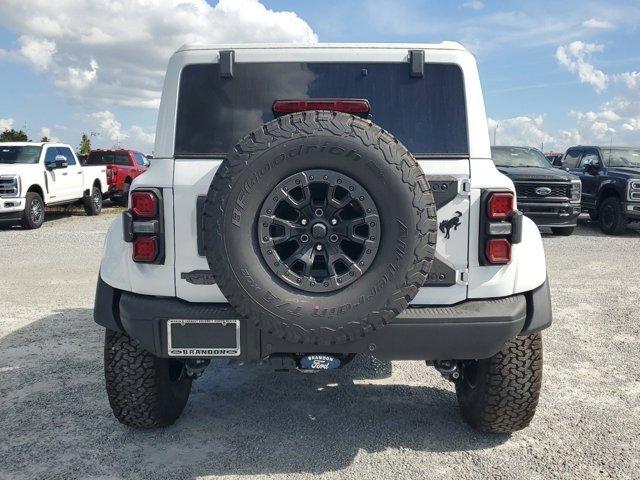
<box><xmin>143</xmin><ymin>159</ymin><xmax>150</xmax><ymax>167</ymax></box>
<box><xmin>54</xmin><ymin>155</ymin><xmax>68</xmax><ymax>169</ymax></box>
<box><xmin>584</xmin><ymin>162</ymin><xmax>599</xmax><ymax>176</ymax></box>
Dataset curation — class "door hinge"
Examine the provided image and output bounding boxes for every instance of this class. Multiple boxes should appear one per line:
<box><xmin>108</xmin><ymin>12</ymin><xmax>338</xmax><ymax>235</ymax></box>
<box><xmin>458</xmin><ymin>179</ymin><xmax>471</xmax><ymax>196</ymax></box>
<box><xmin>456</xmin><ymin>269</ymin><xmax>469</xmax><ymax>285</ymax></box>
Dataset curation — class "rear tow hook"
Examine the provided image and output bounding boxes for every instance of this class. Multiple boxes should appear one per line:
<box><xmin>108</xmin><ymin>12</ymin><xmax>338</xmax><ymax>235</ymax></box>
<box><xmin>184</xmin><ymin>359</ymin><xmax>210</xmax><ymax>379</ymax></box>
<box><xmin>432</xmin><ymin>360</ymin><xmax>462</xmax><ymax>382</ymax></box>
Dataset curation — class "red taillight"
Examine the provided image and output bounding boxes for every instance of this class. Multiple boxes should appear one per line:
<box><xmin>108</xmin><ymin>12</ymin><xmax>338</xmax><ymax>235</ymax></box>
<box><xmin>273</xmin><ymin>99</ymin><xmax>370</xmax><ymax>116</ymax></box>
<box><xmin>131</xmin><ymin>191</ymin><xmax>157</xmax><ymax>218</ymax></box>
<box><xmin>486</xmin><ymin>238</ymin><xmax>512</xmax><ymax>264</ymax></box>
<box><xmin>487</xmin><ymin>192</ymin><xmax>515</xmax><ymax>220</ymax></box>
<box><xmin>132</xmin><ymin>236</ymin><xmax>158</xmax><ymax>262</ymax></box>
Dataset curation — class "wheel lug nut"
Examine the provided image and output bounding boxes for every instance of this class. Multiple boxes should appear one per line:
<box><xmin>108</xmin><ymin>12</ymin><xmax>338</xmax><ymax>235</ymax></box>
<box><xmin>316</xmin><ymin>244</ymin><xmax>323</xmax><ymax>251</ymax></box>
<box><xmin>330</xmin><ymin>234</ymin><xmax>339</xmax><ymax>243</ymax></box>
<box><xmin>330</xmin><ymin>218</ymin><xmax>338</xmax><ymax>225</ymax></box>
<box><xmin>300</xmin><ymin>234</ymin><xmax>309</xmax><ymax>243</ymax></box>
<box><xmin>301</xmin><ymin>218</ymin><xmax>308</xmax><ymax>226</ymax></box>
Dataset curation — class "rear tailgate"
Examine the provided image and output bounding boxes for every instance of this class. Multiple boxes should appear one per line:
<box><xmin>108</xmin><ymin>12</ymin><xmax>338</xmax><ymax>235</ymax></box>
<box><xmin>172</xmin><ymin>59</ymin><xmax>470</xmax><ymax>304</ymax></box>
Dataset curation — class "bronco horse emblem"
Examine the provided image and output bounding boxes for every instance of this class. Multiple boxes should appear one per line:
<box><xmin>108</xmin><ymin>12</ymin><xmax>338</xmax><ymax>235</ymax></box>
<box><xmin>439</xmin><ymin>211</ymin><xmax>463</xmax><ymax>239</ymax></box>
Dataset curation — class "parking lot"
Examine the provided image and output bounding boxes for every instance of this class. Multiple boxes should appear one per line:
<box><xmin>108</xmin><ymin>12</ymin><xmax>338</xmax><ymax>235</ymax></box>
<box><xmin>1</xmin><ymin>210</ymin><xmax>639</xmax><ymax>480</ymax></box>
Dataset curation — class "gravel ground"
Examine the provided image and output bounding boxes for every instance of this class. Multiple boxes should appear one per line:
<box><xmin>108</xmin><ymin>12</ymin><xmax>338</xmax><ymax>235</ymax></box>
<box><xmin>1</xmin><ymin>210</ymin><xmax>639</xmax><ymax>480</ymax></box>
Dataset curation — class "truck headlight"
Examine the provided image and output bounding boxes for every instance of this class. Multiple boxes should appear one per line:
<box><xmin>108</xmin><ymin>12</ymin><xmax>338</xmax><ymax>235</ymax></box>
<box><xmin>629</xmin><ymin>179</ymin><xmax>640</xmax><ymax>201</ymax></box>
<box><xmin>570</xmin><ymin>179</ymin><xmax>581</xmax><ymax>203</ymax></box>
<box><xmin>0</xmin><ymin>175</ymin><xmax>20</xmax><ymax>198</ymax></box>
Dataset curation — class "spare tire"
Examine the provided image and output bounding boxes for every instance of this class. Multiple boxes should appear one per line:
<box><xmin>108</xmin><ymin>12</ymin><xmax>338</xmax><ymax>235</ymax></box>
<box><xmin>202</xmin><ymin>111</ymin><xmax>437</xmax><ymax>345</ymax></box>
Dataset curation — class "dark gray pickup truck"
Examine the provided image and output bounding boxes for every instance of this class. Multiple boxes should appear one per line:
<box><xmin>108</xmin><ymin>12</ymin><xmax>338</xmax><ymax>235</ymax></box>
<box><xmin>561</xmin><ymin>146</ymin><xmax>640</xmax><ymax>235</ymax></box>
<box><xmin>492</xmin><ymin>146</ymin><xmax>582</xmax><ymax>236</ymax></box>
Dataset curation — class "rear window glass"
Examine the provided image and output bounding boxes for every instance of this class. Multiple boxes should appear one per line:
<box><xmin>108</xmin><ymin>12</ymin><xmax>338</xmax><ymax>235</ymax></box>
<box><xmin>86</xmin><ymin>152</ymin><xmax>130</xmax><ymax>166</ymax></box>
<box><xmin>175</xmin><ymin>62</ymin><xmax>468</xmax><ymax>156</ymax></box>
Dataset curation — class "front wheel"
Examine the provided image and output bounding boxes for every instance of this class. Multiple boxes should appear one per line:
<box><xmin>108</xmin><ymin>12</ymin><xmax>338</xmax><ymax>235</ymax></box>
<box><xmin>84</xmin><ymin>186</ymin><xmax>103</xmax><ymax>216</ymax></box>
<box><xmin>21</xmin><ymin>191</ymin><xmax>45</xmax><ymax>229</ymax></box>
<box><xmin>551</xmin><ymin>226</ymin><xmax>574</xmax><ymax>236</ymax></box>
<box><xmin>455</xmin><ymin>333</ymin><xmax>543</xmax><ymax>433</ymax></box>
<box><xmin>104</xmin><ymin>330</ymin><xmax>193</xmax><ymax>428</ymax></box>
<box><xmin>599</xmin><ymin>197</ymin><xmax>626</xmax><ymax>235</ymax></box>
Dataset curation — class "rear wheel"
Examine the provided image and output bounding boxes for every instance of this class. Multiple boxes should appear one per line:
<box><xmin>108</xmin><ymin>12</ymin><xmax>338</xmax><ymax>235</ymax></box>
<box><xmin>104</xmin><ymin>330</ymin><xmax>192</xmax><ymax>428</ymax></box>
<box><xmin>84</xmin><ymin>186</ymin><xmax>103</xmax><ymax>216</ymax></box>
<box><xmin>550</xmin><ymin>226</ymin><xmax>574</xmax><ymax>236</ymax></box>
<box><xmin>21</xmin><ymin>191</ymin><xmax>45</xmax><ymax>229</ymax></box>
<box><xmin>456</xmin><ymin>333</ymin><xmax>543</xmax><ymax>433</ymax></box>
<box><xmin>599</xmin><ymin>197</ymin><xmax>626</xmax><ymax>235</ymax></box>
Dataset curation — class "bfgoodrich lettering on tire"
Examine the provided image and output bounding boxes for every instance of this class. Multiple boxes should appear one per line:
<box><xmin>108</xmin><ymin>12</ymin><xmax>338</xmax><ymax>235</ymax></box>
<box><xmin>202</xmin><ymin>111</ymin><xmax>438</xmax><ymax>345</ymax></box>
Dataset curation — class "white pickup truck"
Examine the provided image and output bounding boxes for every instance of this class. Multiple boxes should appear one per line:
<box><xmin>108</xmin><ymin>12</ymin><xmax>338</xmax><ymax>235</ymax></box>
<box><xmin>0</xmin><ymin>142</ymin><xmax>108</xmax><ymax>228</ymax></box>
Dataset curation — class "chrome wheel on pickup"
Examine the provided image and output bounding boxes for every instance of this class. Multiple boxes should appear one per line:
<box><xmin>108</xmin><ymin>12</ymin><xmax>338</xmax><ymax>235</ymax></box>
<box><xmin>21</xmin><ymin>192</ymin><xmax>45</xmax><ymax>229</ymax></box>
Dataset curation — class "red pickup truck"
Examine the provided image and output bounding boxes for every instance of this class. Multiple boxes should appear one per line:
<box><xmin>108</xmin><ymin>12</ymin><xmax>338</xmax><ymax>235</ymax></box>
<box><xmin>85</xmin><ymin>149</ymin><xmax>149</xmax><ymax>205</ymax></box>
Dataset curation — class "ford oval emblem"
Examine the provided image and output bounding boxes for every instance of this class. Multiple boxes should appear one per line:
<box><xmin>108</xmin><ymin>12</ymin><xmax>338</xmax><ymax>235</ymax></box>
<box><xmin>535</xmin><ymin>186</ymin><xmax>552</xmax><ymax>196</ymax></box>
<box><xmin>299</xmin><ymin>354</ymin><xmax>341</xmax><ymax>370</ymax></box>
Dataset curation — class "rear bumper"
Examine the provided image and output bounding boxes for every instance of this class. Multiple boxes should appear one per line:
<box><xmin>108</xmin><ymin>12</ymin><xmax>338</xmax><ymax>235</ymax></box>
<box><xmin>94</xmin><ymin>276</ymin><xmax>552</xmax><ymax>361</ymax></box>
<box><xmin>519</xmin><ymin>200</ymin><xmax>580</xmax><ymax>227</ymax></box>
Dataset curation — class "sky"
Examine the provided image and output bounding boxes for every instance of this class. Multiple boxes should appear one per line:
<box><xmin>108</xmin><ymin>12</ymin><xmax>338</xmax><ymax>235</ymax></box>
<box><xmin>1</xmin><ymin>0</ymin><xmax>639</xmax><ymax>154</ymax></box>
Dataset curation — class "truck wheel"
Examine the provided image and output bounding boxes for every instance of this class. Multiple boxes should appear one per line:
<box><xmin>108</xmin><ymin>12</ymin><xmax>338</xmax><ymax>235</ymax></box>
<box><xmin>202</xmin><ymin>111</ymin><xmax>438</xmax><ymax>346</ymax></box>
<box><xmin>599</xmin><ymin>197</ymin><xmax>626</xmax><ymax>235</ymax></box>
<box><xmin>21</xmin><ymin>191</ymin><xmax>45</xmax><ymax>229</ymax></box>
<box><xmin>550</xmin><ymin>226</ymin><xmax>574</xmax><ymax>236</ymax></box>
<box><xmin>104</xmin><ymin>330</ymin><xmax>192</xmax><ymax>428</ymax></box>
<box><xmin>455</xmin><ymin>333</ymin><xmax>542</xmax><ymax>433</ymax></box>
<box><xmin>84</xmin><ymin>187</ymin><xmax>103</xmax><ymax>216</ymax></box>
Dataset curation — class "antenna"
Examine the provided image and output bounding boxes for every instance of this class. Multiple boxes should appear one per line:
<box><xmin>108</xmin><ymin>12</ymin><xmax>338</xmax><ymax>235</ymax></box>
<box><xmin>493</xmin><ymin>122</ymin><xmax>498</xmax><ymax>146</ymax></box>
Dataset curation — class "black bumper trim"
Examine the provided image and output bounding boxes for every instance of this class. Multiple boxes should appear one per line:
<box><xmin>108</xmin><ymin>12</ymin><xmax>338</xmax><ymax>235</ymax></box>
<box><xmin>94</xmin><ymin>276</ymin><xmax>551</xmax><ymax>361</ymax></box>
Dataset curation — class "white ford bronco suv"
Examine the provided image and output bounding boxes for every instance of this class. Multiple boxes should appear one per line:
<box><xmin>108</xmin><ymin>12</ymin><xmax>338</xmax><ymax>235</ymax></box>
<box><xmin>94</xmin><ymin>43</ymin><xmax>551</xmax><ymax>433</ymax></box>
<box><xmin>0</xmin><ymin>142</ymin><xmax>107</xmax><ymax>228</ymax></box>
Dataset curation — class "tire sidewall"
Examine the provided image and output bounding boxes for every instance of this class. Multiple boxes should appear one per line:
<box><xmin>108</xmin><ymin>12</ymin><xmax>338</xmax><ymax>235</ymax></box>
<box><xmin>599</xmin><ymin>197</ymin><xmax>624</xmax><ymax>234</ymax></box>
<box><xmin>208</xmin><ymin>132</ymin><xmax>429</xmax><ymax>336</ymax></box>
<box><xmin>23</xmin><ymin>192</ymin><xmax>44</xmax><ymax>229</ymax></box>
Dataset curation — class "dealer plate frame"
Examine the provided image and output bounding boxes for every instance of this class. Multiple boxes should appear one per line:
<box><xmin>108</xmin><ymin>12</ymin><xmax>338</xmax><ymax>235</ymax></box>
<box><xmin>167</xmin><ymin>319</ymin><xmax>241</xmax><ymax>357</ymax></box>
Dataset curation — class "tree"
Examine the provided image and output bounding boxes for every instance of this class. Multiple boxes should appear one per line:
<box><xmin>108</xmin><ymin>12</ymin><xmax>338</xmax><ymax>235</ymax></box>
<box><xmin>79</xmin><ymin>133</ymin><xmax>91</xmax><ymax>155</ymax></box>
<box><xmin>0</xmin><ymin>129</ymin><xmax>29</xmax><ymax>142</ymax></box>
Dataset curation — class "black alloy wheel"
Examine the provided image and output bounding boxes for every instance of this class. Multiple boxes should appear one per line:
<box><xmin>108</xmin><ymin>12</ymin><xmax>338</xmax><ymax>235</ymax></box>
<box><xmin>258</xmin><ymin>169</ymin><xmax>380</xmax><ymax>293</ymax></box>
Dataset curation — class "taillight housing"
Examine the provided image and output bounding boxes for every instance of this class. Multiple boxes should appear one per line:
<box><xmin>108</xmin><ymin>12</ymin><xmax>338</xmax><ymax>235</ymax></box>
<box><xmin>487</xmin><ymin>192</ymin><xmax>514</xmax><ymax>220</ymax></box>
<box><xmin>486</xmin><ymin>238</ymin><xmax>512</xmax><ymax>264</ymax></box>
<box><xmin>131</xmin><ymin>191</ymin><xmax>158</xmax><ymax>218</ymax></box>
<box><xmin>273</xmin><ymin>99</ymin><xmax>370</xmax><ymax>117</ymax></box>
<box><xmin>132</xmin><ymin>236</ymin><xmax>158</xmax><ymax>262</ymax></box>
<box><xmin>123</xmin><ymin>188</ymin><xmax>164</xmax><ymax>264</ymax></box>
<box><xmin>479</xmin><ymin>191</ymin><xmax>521</xmax><ymax>265</ymax></box>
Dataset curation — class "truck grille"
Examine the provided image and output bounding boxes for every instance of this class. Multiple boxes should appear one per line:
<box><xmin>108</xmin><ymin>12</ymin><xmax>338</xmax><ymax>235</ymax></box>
<box><xmin>515</xmin><ymin>182</ymin><xmax>571</xmax><ymax>201</ymax></box>
<box><xmin>0</xmin><ymin>177</ymin><xmax>18</xmax><ymax>197</ymax></box>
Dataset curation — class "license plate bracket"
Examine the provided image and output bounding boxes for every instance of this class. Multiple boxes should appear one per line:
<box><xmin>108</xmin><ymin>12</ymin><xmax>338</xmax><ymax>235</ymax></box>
<box><xmin>167</xmin><ymin>319</ymin><xmax>240</xmax><ymax>357</ymax></box>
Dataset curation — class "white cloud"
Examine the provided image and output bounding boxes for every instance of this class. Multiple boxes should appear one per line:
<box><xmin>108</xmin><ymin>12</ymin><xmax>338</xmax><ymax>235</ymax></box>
<box><xmin>556</xmin><ymin>41</ymin><xmax>608</xmax><ymax>93</ymax></box>
<box><xmin>129</xmin><ymin>125</ymin><xmax>155</xmax><ymax>145</ymax></box>
<box><xmin>40</xmin><ymin>127</ymin><xmax>60</xmax><ymax>142</ymax></box>
<box><xmin>1</xmin><ymin>118</ymin><xmax>15</xmax><ymax>131</ymax></box>
<box><xmin>91</xmin><ymin>111</ymin><xmax>128</xmax><ymax>142</ymax></box>
<box><xmin>18</xmin><ymin>35</ymin><xmax>56</xmax><ymax>72</ymax></box>
<box><xmin>0</xmin><ymin>0</ymin><xmax>317</xmax><ymax>109</ymax></box>
<box><xmin>582</xmin><ymin>18</ymin><xmax>615</xmax><ymax>29</ymax></box>
<box><xmin>89</xmin><ymin>111</ymin><xmax>155</xmax><ymax>147</ymax></box>
<box><xmin>488</xmin><ymin>115</ymin><xmax>561</xmax><ymax>149</ymax></box>
<box><xmin>54</xmin><ymin>59</ymin><xmax>99</xmax><ymax>90</ymax></box>
<box><xmin>462</xmin><ymin>1</ymin><xmax>485</xmax><ymax>10</ymax></box>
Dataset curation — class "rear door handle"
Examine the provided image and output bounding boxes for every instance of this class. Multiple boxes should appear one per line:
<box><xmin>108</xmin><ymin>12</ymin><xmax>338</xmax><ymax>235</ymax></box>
<box><xmin>62</xmin><ymin>172</ymin><xmax>68</xmax><ymax>176</ymax></box>
<box><xmin>77</xmin><ymin>171</ymin><xmax>82</xmax><ymax>175</ymax></box>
